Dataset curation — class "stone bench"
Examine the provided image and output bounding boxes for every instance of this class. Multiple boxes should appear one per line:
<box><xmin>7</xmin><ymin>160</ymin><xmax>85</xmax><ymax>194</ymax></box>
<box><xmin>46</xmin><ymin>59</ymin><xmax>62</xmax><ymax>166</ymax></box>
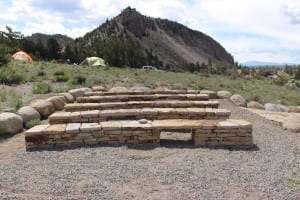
<box><xmin>76</xmin><ymin>94</ymin><xmax>209</xmax><ymax>103</ymax></box>
<box><xmin>64</xmin><ymin>100</ymin><xmax>220</xmax><ymax>112</ymax></box>
<box><xmin>25</xmin><ymin>119</ymin><xmax>253</xmax><ymax>150</ymax></box>
<box><xmin>85</xmin><ymin>90</ymin><xmax>200</xmax><ymax>96</ymax></box>
<box><xmin>49</xmin><ymin>108</ymin><xmax>231</xmax><ymax>124</ymax></box>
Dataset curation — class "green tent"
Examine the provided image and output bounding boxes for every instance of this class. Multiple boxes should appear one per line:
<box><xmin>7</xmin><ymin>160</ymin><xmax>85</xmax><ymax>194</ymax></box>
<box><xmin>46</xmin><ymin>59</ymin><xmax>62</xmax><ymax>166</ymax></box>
<box><xmin>80</xmin><ymin>57</ymin><xmax>106</xmax><ymax>67</ymax></box>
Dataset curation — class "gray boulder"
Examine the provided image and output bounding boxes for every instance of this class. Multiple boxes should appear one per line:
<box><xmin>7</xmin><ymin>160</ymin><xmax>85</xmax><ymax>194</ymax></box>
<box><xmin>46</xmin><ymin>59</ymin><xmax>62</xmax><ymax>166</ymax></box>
<box><xmin>230</xmin><ymin>94</ymin><xmax>247</xmax><ymax>107</ymax></box>
<box><xmin>68</xmin><ymin>88</ymin><xmax>92</xmax><ymax>99</ymax></box>
<box><xmin>130</xmin><ymin>86</ymin><xmax>151</xmax><ymax>92</ymax></box>
<box><xmin>265</xmin><ymin>103</ymin><xmax>289</xmax><ymax>112</ymax></box>
<box><xmin>17</xmin><ymin>106</ymin><xmax>40</xmax><ymax>124</ymax></box>
<box><xmin>47</xmin><ymin>96</ymin><xmax>66</xmax><ymax>110</ymax></box>
<box><xmin>217</xmin><ymin>90</ymin><xmax>232</xmax><ymax>99</ymax></box>
<box><xmin>60</xmin><ymin>93</ymin><xmax>75</xmax><ymax>103</ymax></box>
<box><xmin>283</xmin><ymin>113</ymin><xmax>300</xmax><ymax>132</ymax></box>
<box><xmin>247</xmin><ymin>101</ymin><xmax>264</xmax><ymax>110</ymax></box>
<box><xmin>200</xmin><ymin>90</ymin><xmax>217</xmax><ymax>99</ymax></box>
<box><xmin>0</xmin><ymin>113</ymin><xmax>23</xmax><ymax>135</ymax></box>
<box><xmin>109</xmin><ymin>86</ymin><xmax>129</xmax><ymax>93</ymax></box>
<box><xmin>30</xmin><ymin>99</ymin><xmax>55</xmax><ymax>118</ymax></box>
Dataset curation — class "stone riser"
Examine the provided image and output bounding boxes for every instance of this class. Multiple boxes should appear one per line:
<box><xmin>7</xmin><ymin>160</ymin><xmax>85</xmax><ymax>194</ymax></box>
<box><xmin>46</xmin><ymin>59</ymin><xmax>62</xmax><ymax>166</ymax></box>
<box><xmin>85</xmin><ymin>90</ymin><xmax>200</xmax><ymax>96</ymax></box>
<box><xmin>49</xmin><ymin>108</ymin><xmax>230</xmax><ymax>124</ymax></box>
<box><xmin>25</xmin><ymin>119</ymin><xmax>253</xmax><ymax>150</ymax></box>
<box><xmin>64</xmin><ymin>101</ymin><xmax>219</xmax><ymax>112</ymax></box>
<box><xmin>77</xmin><ymin>94</ymin><xmax>209</xmax><ymax>103</ymax></box>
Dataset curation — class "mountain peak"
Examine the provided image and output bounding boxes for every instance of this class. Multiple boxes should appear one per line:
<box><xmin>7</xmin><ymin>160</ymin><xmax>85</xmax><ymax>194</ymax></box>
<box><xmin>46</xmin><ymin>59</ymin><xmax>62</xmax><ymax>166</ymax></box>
<box><xmin>120</xmin><ymin>6</ymin><xmax>140</xmax><ymax>16</ymax></box>
<box><xmin>76</xmin><ymin>7</ymin><xmax>234</xmax><ymax>69</ymax></box>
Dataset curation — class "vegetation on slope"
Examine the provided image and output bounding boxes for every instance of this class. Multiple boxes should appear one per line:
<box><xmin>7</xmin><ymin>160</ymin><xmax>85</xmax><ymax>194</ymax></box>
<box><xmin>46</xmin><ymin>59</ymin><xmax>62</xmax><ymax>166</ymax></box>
<box><xmin>0</xmin><ymin>61</ymin><xmax>299</xmax><ymax>112</ymax></box>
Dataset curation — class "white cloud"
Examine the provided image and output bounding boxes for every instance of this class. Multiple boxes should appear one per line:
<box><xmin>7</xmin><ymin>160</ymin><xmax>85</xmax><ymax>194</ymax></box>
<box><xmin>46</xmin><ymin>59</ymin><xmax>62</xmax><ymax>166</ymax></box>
<box><xmin>22</xmin><ymin>22</ymin><xmax>92</xmax><ymax>38</ymax></box>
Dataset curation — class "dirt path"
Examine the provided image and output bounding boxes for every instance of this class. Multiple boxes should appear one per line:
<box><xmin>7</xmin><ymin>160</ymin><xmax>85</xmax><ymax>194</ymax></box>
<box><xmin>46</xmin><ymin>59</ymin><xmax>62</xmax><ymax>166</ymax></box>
<box><xmin>0</xmin><ymin>133</ymin><xmax>25</xmax><ymax>163</ymax></box>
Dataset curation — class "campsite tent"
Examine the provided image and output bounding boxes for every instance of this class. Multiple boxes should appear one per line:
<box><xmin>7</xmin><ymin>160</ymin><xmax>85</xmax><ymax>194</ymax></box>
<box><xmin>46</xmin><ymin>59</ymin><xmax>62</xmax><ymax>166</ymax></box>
<box><xmin>12</xmin><ymin>51</ymin><xmax>33</xmax><ymax>63</ymax></box>
<box><xmin>80</xmin><ymin>57</ymin><xmax>106</xmax><ymax>67</ymax></box>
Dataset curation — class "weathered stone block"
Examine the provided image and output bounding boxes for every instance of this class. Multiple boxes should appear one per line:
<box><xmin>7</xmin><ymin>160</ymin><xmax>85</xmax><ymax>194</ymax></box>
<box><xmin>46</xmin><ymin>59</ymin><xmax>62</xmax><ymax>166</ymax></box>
<box><xmin>66</xmin><ymin>123</ymin><xmax>80</xmax><ymax>133</ymax></box>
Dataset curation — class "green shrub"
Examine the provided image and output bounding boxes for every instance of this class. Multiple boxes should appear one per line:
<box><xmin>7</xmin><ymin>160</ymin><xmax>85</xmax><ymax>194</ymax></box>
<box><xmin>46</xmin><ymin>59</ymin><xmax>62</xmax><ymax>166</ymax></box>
<box><xmin>32</xmin><ymin>82</ymin><xmax>52</xmax><ymax>94</ymax></box>
<box><xmin>54</xmin><ymin>75</ymin><xmax>69</xmax><ymax>82</ymax></box>
<box><xmin>0</xmin><ymin>67</ymin><xmax>24</xmax><ymax>85</ymax></box>
<box><xmin>37</xmin><ymin>69</ymin><xmax>46</xmax><ymax>76</ymax></box>
<box><xmin>25</xmin><ymin>119</ymin><xmax>41</xmax><ymax>129</ymax></box>
<box><xmin>54</xmin><ymin>70</ymin><xmax>65</xmax><ymax>76</ymax></box>
<box><xmin>69</xmin><ymin>75</ymin><xmax>86</xmax><ymax>85</ymax></box>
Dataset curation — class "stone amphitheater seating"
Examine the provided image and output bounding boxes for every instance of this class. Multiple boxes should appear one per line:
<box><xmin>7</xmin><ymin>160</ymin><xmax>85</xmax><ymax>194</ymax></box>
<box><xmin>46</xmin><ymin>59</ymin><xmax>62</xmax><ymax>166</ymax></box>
<box><xmin>76</xmin><ymin>94</ymin><xmax>209</xmax><ymax>103</ymax></box>
<box><xmin>25</xmin><ymin>87</ymin><xmax>254</xmax><ymax>150</ymax></box>
<box><xmin>49</xmin><ymin>108</ymin><xmax>230</xmax><ymax>124</ymax></box>
<box><xmin>85</xmin><ymin>90</ymin><xmax>200</xmax><ymax>96</ymax></box>
<box><xmin>25</xmin><ymin>119</ymin><xmax>253</xmax><ymax>149</ymax></box>
<box><xmin>64</xmin><ymin>101</ymin><xmax>219</xmax><ymax>112</ymax></box>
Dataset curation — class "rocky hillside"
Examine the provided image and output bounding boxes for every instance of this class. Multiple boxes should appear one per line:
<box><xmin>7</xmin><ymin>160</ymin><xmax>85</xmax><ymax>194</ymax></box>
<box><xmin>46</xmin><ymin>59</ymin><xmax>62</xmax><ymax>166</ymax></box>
<box><xmin>74</xmin><ymin>7</ymin><xmax>234</xmax><ymax>70</ymax></box>
<box><xmin>27</xmin><ymin>33</ymin><xmax>74</xmax><ymax>47</ymax></box>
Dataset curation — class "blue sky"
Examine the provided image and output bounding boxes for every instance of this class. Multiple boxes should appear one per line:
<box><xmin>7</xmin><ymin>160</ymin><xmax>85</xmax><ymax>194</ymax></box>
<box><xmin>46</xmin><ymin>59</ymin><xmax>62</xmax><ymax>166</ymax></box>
<box><xmin>1</xmin><ymin>0</ymin><xmax>300</xmax><ymax>64</ymax></box>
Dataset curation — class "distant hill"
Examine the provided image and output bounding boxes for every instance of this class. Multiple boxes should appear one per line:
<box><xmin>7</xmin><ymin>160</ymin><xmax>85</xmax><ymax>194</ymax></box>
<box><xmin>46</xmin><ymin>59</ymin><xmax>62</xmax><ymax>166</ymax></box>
<box><xmin>242</xmin><ymin>61</ymin><xmax>296</xmax><ymax>67</ymax></box>
<box><xmin>26</xmin><ymin>33</ymin><xmax>74</xmax><ymax>47</ymax></box>
<box><xmin>71</xmin><ymin>7</ymin><xmax>234</xmax><ymax>70</ymax></box>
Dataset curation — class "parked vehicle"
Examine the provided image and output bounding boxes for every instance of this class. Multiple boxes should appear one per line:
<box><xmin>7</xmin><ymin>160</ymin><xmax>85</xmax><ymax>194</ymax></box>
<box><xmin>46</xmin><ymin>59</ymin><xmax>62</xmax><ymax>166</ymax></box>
<box><xmin>142</xmin><ymin>66</ymin><xmax>159</xmax><ymax>71</ymax></box>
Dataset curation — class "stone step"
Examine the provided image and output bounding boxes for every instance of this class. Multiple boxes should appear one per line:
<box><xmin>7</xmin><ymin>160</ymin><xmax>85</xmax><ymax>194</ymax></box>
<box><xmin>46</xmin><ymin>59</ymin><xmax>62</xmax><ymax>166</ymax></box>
<box><xmin>85</xmin><ymin>90</ymin><xmax>200</xmax><ymax>96</ymax></box>
<box><xmin>77</xmin><ymin>94</ymin><xmax>209</xmax><ymax>103</ymax></box>
<box><xmin>64</xmin><ymin>100</ymin><xmax>219</xmax><ymax>112</ymax></box>
<box><xmin>25</xmin><ymin>119</ymin><xmax>253</xmax><ymax>150</ymax></box>
<box><xmin>49</xmin><ymin>108</ymin><xmax>231</xmax><ymax>124</ymax></box>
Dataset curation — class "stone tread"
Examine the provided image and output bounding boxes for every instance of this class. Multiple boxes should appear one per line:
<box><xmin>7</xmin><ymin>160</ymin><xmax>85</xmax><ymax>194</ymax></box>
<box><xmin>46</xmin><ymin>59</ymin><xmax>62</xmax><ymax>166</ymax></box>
<box><xmin>49</xmin><ymin>108</ymin><xmax>230</xmax><ymax>123</ymax></box>
<box><xmin>64</xmin><ymin>100</ymin><xmax>220</xmax><ymax>111</ymax></box>
<box><xmin>26</xmin><ymin>119</ymin><xmax>252</xmax><ymax>136</ymax></box>
<box><xmin>77</xmin><ymin>94</ymin><xmax>209</xmax><ymax>103</ymax></box>
<box><xmin>85</xmin><ymin>90</ymin><xmax>201</xmax><ymax>96</ymax></box>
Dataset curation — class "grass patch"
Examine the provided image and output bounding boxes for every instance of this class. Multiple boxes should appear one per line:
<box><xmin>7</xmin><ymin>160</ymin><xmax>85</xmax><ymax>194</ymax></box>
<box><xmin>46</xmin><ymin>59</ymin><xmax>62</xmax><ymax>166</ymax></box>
<box><xmin>32</xmin><ymin>82</ymin><xmax>52</xmax><ymax>94</ymax></box>
<box><xmin>288</xmin><ymin>171</ymin><xmax>300</xmax><ymax>188</ymax></box>
<box><xmin>7</xmin><ymin>90</ymin><xmax>22</xmax><ymax>111</ymax></box>
<box><xmin>25</xmin><ymin>119</ymin><xmax>41</xmax><ymax>129</ymax></box>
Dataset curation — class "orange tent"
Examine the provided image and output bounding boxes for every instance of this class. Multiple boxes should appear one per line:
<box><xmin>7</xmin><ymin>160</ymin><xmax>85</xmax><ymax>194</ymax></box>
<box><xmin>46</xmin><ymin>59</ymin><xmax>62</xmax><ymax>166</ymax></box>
<box><xmin>12</xmin><ymin>51</ymin><xmax>33</xmax><ymax>63</ymax></box>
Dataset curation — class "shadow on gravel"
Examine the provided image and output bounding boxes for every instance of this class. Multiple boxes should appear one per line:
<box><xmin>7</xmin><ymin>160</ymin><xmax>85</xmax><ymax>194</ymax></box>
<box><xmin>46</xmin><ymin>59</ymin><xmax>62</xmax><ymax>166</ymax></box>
<box><xmin>26</xmin><ymin>142</ymin><xmax>259</xmax><ymax>152</ymax></box>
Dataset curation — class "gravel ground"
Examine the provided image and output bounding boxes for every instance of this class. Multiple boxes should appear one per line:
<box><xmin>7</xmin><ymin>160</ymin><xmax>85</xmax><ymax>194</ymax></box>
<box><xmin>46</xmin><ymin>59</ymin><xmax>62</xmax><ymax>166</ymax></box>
<box><xmin>0</xmin><ymin>100</ymin><xmax>299</xmax><ymax>199</ymax></box>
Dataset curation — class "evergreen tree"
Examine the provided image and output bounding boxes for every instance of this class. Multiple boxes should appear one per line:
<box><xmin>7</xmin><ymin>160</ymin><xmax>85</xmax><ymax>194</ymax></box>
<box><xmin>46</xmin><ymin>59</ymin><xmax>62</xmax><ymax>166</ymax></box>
<box><xmin>46</xmin><ymin>38</ymin><xmax>60</xmax><ymax>60</ymax></box>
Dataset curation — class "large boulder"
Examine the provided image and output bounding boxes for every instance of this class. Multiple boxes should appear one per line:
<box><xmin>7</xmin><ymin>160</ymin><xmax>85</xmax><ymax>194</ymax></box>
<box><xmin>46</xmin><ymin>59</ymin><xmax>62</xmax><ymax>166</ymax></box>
<box><xmin>0</xmin><ymin>113</ymin><xmax>23</xmax><ymax>135</ymax></box>
<box><xmin>92</xmin><ymin>85</ymin><xmax>107</xmax><ymax>92</ymax></box>
<box><xmin>17</xmin><ymin>106</ymin><xmax>40</xmax><ymax>124</ymax></box>
<box><xmin>60</xmin><ymin>93</ymin><xmax>75</xmax><ymax>103</ymax></box>
<box><xmin>130</xmin><ymin>86</ymin><xmax>151</xmax><ymax>92</ymax></box>
<box><xmin>200</xmin><ymin>90</ymin><xmax>217</xmax><ymax>99</ymax></box>
<box><xmin>68</xmin><ymin>88</ymin><xmax>92</xmax><ymax>99</ymax></box>
<box><xmin>30</xmin><ymin>99</ymin><xmax>55</xmax><ymax>118</ymax></box>
<box><xmin>217</xmin><ymin>90</ymin><xmax>232</xmax><ymax>99</ymax></box>
<box><xmin>47</xmin><ymin>96</ymin><xmax>66</xmax><ymax>111</ymax></box>
<box><xmin>265</xmin><ymin>103</ymin><xmax>289</xmax><ymax>112</ymax></box>
<box><xmin>282</xmin><ymin>113</ymin><xmax>300</xmax><ymax>132</ymax></box>
<box><xmin>247</xmin><ymin>101</ymin><xmax>264</xmax><ymax>110</ymax></box>
<box><xmin>230</xmin><ymin>94</ymin><xmax>247</xmax><ymax>107</ymax></box>
<box><xmin>288</xmin><ymin>106</ymin><xmax>300</xmax><ymax>113</ymax></box>
<box><xmin>109</xmin><ymin>86</ymin><xmax>129</xmax><ymax>93</ymax></box>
